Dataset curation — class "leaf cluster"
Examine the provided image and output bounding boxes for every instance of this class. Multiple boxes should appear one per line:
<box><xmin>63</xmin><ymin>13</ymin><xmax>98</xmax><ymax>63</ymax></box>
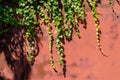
<box><xmin>0</xmin><ymin>0</ymin><xmax>118</xmax><ymax>72</ymax></box>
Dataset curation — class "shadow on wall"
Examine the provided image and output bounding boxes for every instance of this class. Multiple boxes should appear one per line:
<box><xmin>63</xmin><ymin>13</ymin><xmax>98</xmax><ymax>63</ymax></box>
<box><xmin>0</xmin><ymin>26</ymin><xmax>42</xmax><ymax>80</ymax></box>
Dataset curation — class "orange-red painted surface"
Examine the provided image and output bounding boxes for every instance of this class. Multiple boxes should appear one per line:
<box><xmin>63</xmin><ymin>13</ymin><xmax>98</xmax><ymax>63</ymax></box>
<box><xmin>29</xmin><ymin>1</ymin><xmax>120</xmax><ymax>80</ymax></box>
<box><xmin>1</xmin><ymin>1</ymin><xmax>120</xmax><ymax>80</ymax></box>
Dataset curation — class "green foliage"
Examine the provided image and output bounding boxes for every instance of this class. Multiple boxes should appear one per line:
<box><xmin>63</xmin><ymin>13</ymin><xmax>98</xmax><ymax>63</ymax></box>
<box><xmin>0</xmin><ymin>3</ymin><xmax>16</xmax><ymax>34</ymax></box>
<box><xmin>0</xmin><ymin>0</ymin><xmax>119</xmax><ymax>72</ymax></box>
<box><xmin>87</xmin><ymin>0</ymin><xmax>107</xmax><ymax>57</ymax></box>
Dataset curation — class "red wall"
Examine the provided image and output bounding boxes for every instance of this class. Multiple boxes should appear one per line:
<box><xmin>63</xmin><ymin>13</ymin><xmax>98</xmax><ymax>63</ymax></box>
<box><xmin>1</xmin><ymin>0</ymin><xmax>120</xmax><ymax>80</ymax></box>
<box><xmin>29</xmin><ymin>1</ymin><xmax>120</xmax><ymax>80</ymax></box>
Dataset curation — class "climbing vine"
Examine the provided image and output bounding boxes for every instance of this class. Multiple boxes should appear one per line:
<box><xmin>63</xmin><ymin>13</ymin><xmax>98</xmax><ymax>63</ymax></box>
<box><xmin>0</xmin><ymin>0</ymin><xmax>119</xmax><ymax>73</ymax></box>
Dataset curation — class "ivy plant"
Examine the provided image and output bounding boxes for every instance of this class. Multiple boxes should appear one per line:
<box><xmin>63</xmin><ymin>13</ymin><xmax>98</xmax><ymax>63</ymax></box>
<box><xmin>0</xmin><ymin>0</ymin><xmax>119</xmax><ymax>73</ymax></box>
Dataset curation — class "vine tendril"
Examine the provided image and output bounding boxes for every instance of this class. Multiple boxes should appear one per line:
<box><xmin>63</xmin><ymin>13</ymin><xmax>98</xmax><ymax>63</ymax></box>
<box><xmin>1</xmin><ymin>0</ymin><xmax>116</xmax><ymax>72</ymax></box>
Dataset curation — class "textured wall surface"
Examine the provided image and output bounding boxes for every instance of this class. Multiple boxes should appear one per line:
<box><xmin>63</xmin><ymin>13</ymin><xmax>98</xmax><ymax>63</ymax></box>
<box><xmin>0</xmin><ymin>0</ymin><xmax>120</xmax><ymax>80</ymax></box>
<box><xmin>29</xmin><ymin>1</ymin><xmax>120</xmax><ymax>80</ymax></box>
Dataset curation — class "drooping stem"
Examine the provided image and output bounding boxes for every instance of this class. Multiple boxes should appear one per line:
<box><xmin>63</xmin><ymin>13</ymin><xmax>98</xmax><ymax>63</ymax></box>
<box><xmin>87</xmin><ymin>0</ymin><xmax>107</xmax><ymax>57</ymax></box>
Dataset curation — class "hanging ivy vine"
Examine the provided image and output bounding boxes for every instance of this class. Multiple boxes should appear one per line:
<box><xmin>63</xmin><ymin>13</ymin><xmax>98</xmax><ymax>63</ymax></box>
<box><xmin>0</xmin><ymin>0</ymin><xmax>119</xmax><ymax>72</ymax></box>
